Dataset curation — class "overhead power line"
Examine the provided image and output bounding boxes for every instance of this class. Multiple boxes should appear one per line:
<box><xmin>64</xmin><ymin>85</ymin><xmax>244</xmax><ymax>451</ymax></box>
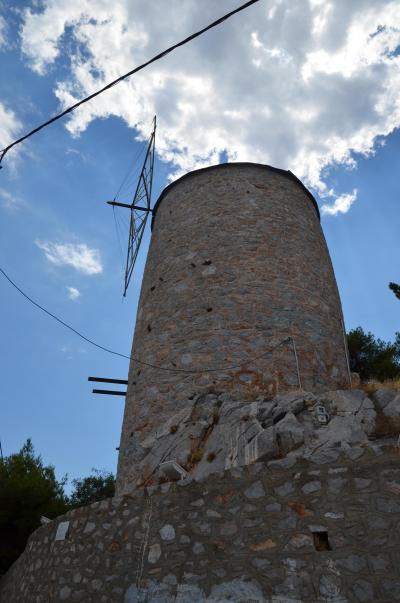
<box><xmin>0</xmin><ymin>265</ymin><xmax>289</xmax><ymax>374</ymax></box>
<box><xmin>0</xmin><ymin>0</ymin><xmax>261</xmax><ymax>167</ymax></box>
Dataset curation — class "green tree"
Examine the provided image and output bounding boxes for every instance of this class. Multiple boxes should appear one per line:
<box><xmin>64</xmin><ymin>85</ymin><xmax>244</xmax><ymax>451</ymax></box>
<box><xmin>0</xmin><ymin>439</ymin><xmax>69</xmax><ymax>575</ymax></box>
<box><xmin>69</xmin><ymin>469</ymin><xmax>115</xmax><ymax>508</ymax></box>
<box><xmin>347</xmin><ymin>327</ymin><xmax>400</xmax><ymax>382</ymax></box>
<box><xmin>389</xmin><ymin>282</ymin><xmax>400</xmax><ymax>301</ymax></box>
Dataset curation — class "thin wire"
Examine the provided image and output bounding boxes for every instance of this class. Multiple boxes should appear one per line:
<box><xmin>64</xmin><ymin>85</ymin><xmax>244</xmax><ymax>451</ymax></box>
<box><xmin>112</xmin><ymin>205</ymin><xmax>126</xmax><ymax>273</ymax></box>
<box><xmin>0</xmin><ymin>265</ymin><xmax>289</xmax><ymax>374</ymax></box>
<box><xmin>113</xmin><ymin>138</ymin><xmax>148</xmax><ymax>201</ymax></box>
<box><xmin>0</xmin><ymin>0</ymin><xmax>261</xmax><ymax>166</ymax></box>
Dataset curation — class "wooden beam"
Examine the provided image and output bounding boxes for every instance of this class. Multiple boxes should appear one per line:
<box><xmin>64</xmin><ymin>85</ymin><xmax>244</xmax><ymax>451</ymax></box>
<box><xmin>92</xmin><ymin>389</ymin><xmax>127</xmax><ymax>396</ymax></box>
<box><xmin>88</xmin><ymin>376</ymin><xmax>128</xmax><ymax>385</ymax></box>
<box><xmin>107</xmin><ymin>200</ymin><xmax>152</xmax><ymax>212</ymax></box>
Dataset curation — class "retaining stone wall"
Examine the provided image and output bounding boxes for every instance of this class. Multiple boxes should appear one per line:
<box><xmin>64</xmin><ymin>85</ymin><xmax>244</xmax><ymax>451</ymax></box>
<box><xmin>1</xmin><ymin>451</ymin><xmax>400</xmax><ymax>602</ymax></box>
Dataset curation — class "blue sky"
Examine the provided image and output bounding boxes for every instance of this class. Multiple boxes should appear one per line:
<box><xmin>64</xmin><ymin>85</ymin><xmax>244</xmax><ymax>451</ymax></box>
<box><xmin>0</xmin><ymin>0</ymin><xmax>399</xmax><ymax>487</ymax></box>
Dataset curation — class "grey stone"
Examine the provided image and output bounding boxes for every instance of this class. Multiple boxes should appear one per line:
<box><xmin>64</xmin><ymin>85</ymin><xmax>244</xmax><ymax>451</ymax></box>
<box><xmin>206</xmin><ymin>509</ymin><xmax>221</xmax><ymax>518</ymax></box>
<box><xmin>266</xmin><ymin>502</ymin><xmax>282</xmax><ymax>512</ymax></box>
<box><xmin>310</xmin><ymin>447</ymin><xmax>340</xmax><ymax>464</ymax></box>
<box><xmin>324</xmin><ymin>511</ymin><xmax>344</xmax><ymax>519</ymax></box>
<box><xmin>328</xmin><ymin>477</ymin><xmax>347</xmax><ymax>493</ymax></box>
<box><xmin>190</xmin><ymin>498</ymin><xmax>204</xmax><ymax>507</ymax></box>
<box><xmin>278</xmin><ymin>515</ymin><xmax>297</xmax><ymax>529</ymax></box>
<box><xmin>308</xmin><ymin>524</ymin><xmax>327</xmax><ymax>533</ymax></box>
<box><xmin>252</xmin><ymin>558</ymin><xmax>271</xmax><ymax>569</ymax></box>
<box><xmin>275</xmin><ymin>412</ymin><xmax>305</xmax><ymax>454</ymax></box>
<box><xmin>319</xmin><ymin>574</ymin><xmax>342</xmax><ymax>600</ymax></box>
<box><xmin>382</xmin><ymin>579</ymin><xmax>400</xmax><ymax>601</ymax></box>
<box><xmin>338</xmin><ymin>554</ymin><xmax>366</xmax><ymax>572</ymax></box>
<box><xmin>212</xmin><ymin>569</ymin><xmax>227</xmax><ymax>578</ymax></box>
<box><xmin>373</xmin><ymin>389</ymin><xmax>397</xmax><ymax>411</ymax></box>
<box><xmin>344</xmin><ymin>446</ymin><xmax>365</xmax><ymax>460</ymax></box>
<box><xmin>160</xmin><ymin>524</ymin><xmax>175</xmax><ymax>541</ymax></box>
<box><xmin>302</xmin><ymin>480</ymin><xmax>321</xmax><ymax>494</ymax></box>
<box><xmin>376</xmin><ymin>497</ymin><xmax>400</xmax><ymax>513</ymax></box>
<box><xmin>286</xmin><ymin>533</ymin><xmax>313</xmax><ymax>549</ymax></box>
<box><xmin>192</xmin><ymin>542</ymin><xmax>205</xmax><ymax>555</ymax></box>
<box><xmin>368</xmin><ymin>555</ymin><xmax>388</xmax><ymax>572</ymax></box>
<box><xmin>83</xmin><ymin>522</ymin><xmax>96</xmax><ymax>534</ymax></box>
<box><xmin>254</xmin><ymin>426</ymin><xmax>277</xmax><ymax>461</ymax></box>
<box><xmin>91</xmin><ymin>579</ymin><xmax>102</xmax><ymax>591</ymax></box>
<box><xmin>179</xmin><ymin>535</ymin><xmax>190</xmax><ymax>544</ymax></box>
<box><xmin>383</xmin><ymin>395</ymin><xmax>400</xmax><ymax>417</ymax></box>
<box><xmin>351</xmin><ymin>579</ymin><xmax>374</xmax><ymax>602</ymax></box>
<box><xmin>244</xmin><ymin>480</ymin><xmax>265</xmax><ymax>499</ymax></box>
<box><xmin>148</xmin><ymin>543</ymin><xmax>161</xmax><ymax>563</ymax></box>
<box><xmin>209</xmin><ymin>578</ymin><xmax>264</xmax><ymax>602</ymax></box>
<box><xmin>368</xmin><ymin>516</ymin><xmax>389</xmax><ymax>529</ymax></box>
<box><xmin>199</xmin><ymin>523</ymin><xmax>211</xmax><ymax>534</ymax></box>
<box><xmin>267</xmin><ymin>455</ymin><xmax>297</xmax><ymax>469</ymax></box>
<box><xmin>220</xmin><ymin>521</ymin><xmax>237</xmax><ymax>536</ymax></box>
<box><xmin>242</xmin><ymin>516</ymin><xmax>262</xmax><ymax>528</ymax></box>
<box><xmin>60</xmin><ymin>586</ymin><xmax>72</xmax><ymax>601</ymax></box>
<box><xmin>275</xmin><ymin>481</ymin><xmax>295</xmax><ymax>497</ymax></box>
<box><xmin>354</xmin><ymin>478</ymin><xmax>371</xmax><ymax>489</ymax></box>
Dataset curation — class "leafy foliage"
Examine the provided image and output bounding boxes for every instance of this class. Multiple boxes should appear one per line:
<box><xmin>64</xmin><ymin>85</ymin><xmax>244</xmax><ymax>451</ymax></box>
<box><xmin>0</xmin><ymin>439</ymin><xmax>69</xmax><ymax>575</ymax></box>
<box><xmin>347</xmin><ymin>327</ymin><xmax>400</xmax><ymax>382</ymax></box>
<box><xmin>389</xmin><ymin>282</ymin><xmax>400</xmax><ymax>301</ymax></box>
<box><xmin>0</xmin><ymin>441</ymin><xmax>115</xmax><ymax>575</ymax></box>
<box><xmin>69</xmin><ymin>470</ymin><xmax>115</xmax><ymax>508</ymax></box>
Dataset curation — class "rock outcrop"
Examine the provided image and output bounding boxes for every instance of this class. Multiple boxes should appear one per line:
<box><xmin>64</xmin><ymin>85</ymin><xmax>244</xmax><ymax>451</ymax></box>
<box><xmin>120</xmin><ymin>388</ymin><xmax>399</xmax><ymax>493</ymax></box>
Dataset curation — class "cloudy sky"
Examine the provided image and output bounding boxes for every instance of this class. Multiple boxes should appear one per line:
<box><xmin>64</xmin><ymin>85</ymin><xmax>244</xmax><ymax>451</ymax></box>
<box><xmin>0</xmin><ymin>0</ymin><xmax>399</xmax><ymax>484</ymax></box>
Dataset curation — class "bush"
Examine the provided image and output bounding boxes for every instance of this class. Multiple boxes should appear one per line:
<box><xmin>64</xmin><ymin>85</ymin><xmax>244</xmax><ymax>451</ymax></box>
<box><xmin>69</xmin><ymin>470</ymin><xmax>115</xmax><ymax>508</ymax></box>
<box><xmin>0</xmin><ymin>439</ymin><xmax>69</xmax><ymax>575</ymax></box>
<box><xmin>347</xmin><ymin>327</ymin><xmax>400</xmax><ymax>382</ymax></box>
<box><xmin>0</xmin><ymin>440</ymin><xmax>116</xmax><ymax>575</ymax></box>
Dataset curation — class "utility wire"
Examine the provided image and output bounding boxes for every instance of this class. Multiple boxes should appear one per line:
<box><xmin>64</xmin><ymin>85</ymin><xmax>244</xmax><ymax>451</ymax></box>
<box><xmin>0</xmin><ymin>0</ymin><xmax>261</xmax><ymax>166</ymax></box>
<box><xmin>0</xmin><ymin>265</ymin><xmax>289</xmax><ymax>374</ymax></box>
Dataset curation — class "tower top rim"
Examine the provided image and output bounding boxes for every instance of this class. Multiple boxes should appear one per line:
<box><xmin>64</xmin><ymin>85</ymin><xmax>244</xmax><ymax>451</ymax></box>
<box><xmin>151</xmin><ymin>162</ymin><xmax>320</xmax><ymax>229</ymax></box>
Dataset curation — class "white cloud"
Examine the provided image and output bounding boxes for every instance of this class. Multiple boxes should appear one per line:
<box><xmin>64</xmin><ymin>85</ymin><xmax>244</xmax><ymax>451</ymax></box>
<box><xmin>0</xmin><ymin>16</ymin><xmax>7</xmax><ymax>49</ymax></box>
<box><xmin>35</xmin><ymin>240</ymin><xmax>103</xmax><ymax>274</ymax></box>
<box><xmin>321</xmin><ymin>189</ymin><xmax>357</xmax><ymax>216</ymax></box>
<box><xmin>19</xmin><ymin>0</ymin><xmax>400</xmax><ymax>210</ymax></box>
<box><xmin>0</xmin><ymin>101</ymin><xmax>22</xmax><ymax>164</ymax></box>
<box><xmin>66</xmin><ymin>286</ymin><xmax>81</xmax><ymax>300</ymax></box>
<box><xmin>0</xmin><ymin>188</ymin><xmax>20</xmax><ymax>210</ymax></box>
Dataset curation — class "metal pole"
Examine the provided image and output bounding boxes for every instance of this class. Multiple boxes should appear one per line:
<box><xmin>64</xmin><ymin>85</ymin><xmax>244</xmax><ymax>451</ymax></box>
<box><xmin>291</xmin><ymin>337</ymin><xmax>302</xmax><ymax>390</ymax></box>
<box><xmin>341</xmin><ymin>317</ymin><xmax>352</xmax><ymax>387</ymax></box>
<box><xmin>0</xmin><ymin>439</ymin><xmax>3</xmax><ymax>461</ymax></box>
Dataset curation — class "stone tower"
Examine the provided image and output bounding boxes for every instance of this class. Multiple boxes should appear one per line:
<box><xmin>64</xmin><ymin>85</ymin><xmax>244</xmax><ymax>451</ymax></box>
<box><xmin>117</xmin><ymin>163</ymin><xmax>350</xmax><ymax>494</ymax></box>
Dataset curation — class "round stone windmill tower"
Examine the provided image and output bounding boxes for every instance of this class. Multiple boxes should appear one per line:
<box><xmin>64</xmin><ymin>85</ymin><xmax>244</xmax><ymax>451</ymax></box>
<box><xmin>117</xmin><ymin>163</ymin><xmax>350</xmax><ymax>494</ymax></box>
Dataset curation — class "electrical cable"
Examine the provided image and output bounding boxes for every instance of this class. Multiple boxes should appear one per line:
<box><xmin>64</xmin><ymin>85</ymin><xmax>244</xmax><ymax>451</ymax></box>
<box><xmin>0</xmin><ymin>0</ymin><xmax>261</xmax><ymax>166</ymax></box>
<box><xmin>0</xmin><ymin>265</ymin><xmax>290</xmax><ymax>374</ymax></box>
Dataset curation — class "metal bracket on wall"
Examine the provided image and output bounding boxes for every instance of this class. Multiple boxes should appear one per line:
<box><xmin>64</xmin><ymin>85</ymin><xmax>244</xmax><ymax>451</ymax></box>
<box><xmin>88</xmin><ymin>376</ymin><xmax>128</xmax><ymax>397</ymax></box>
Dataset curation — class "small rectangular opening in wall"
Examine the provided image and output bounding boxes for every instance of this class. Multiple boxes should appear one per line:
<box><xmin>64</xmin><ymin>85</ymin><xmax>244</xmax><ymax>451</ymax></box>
<box><xmin>312</xmin><ymin>530</ymin><xmax>331</xmax><ymax>551</ymax></box>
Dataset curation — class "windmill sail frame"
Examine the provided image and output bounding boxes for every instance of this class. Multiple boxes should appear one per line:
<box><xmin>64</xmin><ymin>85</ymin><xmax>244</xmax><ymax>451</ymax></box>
<box><xmin>108</xmin><ymin>117</ymin><xmax>156</xmax><ymax>297</ymax></box>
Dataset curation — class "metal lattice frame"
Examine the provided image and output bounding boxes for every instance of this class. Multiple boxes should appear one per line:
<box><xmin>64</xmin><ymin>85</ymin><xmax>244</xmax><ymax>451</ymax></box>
<box><xmin>124</xmin><ymin>117</ymin><xmax>156</xmax><ymax>296</ymax></box>
<box><xmin>107</xmin><ymin>117</ymin><xmax>156</xmax><ymax>296</ymax></box>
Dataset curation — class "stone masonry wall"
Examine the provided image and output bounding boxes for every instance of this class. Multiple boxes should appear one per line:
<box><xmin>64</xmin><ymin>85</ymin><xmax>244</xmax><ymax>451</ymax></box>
<box><xmin>1</xmin><ymin>451</ymin><xmax>399</xmax><ymax>602</ymax></box>
<box><xmin>118</xmin><ymin>163</ymin><xmax>350</xmax><ymax>492</ymax></box>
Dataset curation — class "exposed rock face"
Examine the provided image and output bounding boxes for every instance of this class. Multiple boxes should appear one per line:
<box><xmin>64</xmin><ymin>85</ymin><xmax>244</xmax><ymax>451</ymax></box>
<box><xmin>117</xmin><ymin>388</ymin><xmax>399</xmax><ymax>495</ymax></box>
